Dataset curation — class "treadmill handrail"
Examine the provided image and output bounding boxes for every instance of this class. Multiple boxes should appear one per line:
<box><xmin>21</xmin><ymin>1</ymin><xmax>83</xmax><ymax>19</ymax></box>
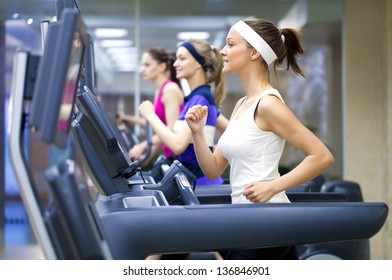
<box><xmin>99</xmin><ymin>202</ymin><xmax>388</xmax><ymax>259</ymax></box>
<box><xmin>7</xmin><ymin>50</ymin><xmax>57</xmax><ymax>259</ymax></box>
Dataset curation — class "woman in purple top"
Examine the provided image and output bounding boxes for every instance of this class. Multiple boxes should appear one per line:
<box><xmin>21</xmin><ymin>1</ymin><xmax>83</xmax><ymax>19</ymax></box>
<box><xmin>138</xmin><ymin>39</ymin><xmax>226</xmax><ymax>185</ymax></box>
<box><xmin>117</xmin><ymin>47</ymin><xmax>183</xmax><ymax>164</ymax></box>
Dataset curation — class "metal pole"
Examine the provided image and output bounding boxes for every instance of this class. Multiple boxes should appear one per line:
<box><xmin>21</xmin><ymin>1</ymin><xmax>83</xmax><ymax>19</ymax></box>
<box><xmin>133</xmin><ymin>0</ymin><xmax>141</xmax><ymax>136</ymax></box>
<box><xmin>0</xmin><ymin>19</ymin><xmax>6</xmax><ymax>248</ymax></box>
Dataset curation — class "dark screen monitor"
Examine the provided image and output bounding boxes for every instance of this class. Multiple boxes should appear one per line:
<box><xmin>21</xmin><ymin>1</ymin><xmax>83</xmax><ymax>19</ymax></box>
<box><xmin>73</xmin><ymin>87</ymin><xmax>138</xmax><ymax>182</ymax></box>
<box><xmin>29</xmin><ymin>22</ymin><xmax>60</xmax><ymax>130</ymax></box>
<box><xmin>37</xmin><ymin>8</ymin><xmax>87</xmax><ymax>148</ymax></box>
<box><xmin>56</xmin><ymin>0</ymin><xmax>81</xmax><ymax>20</ymax></box>
<box><xmin>82</xmin><ymin>33</ymin><xmax>97</xmax><ymax>93</ymax></box>
<box><xmin>23</xmin><ymin>53</ymin><xmax>40</xmax><ymax>101</ymax></box>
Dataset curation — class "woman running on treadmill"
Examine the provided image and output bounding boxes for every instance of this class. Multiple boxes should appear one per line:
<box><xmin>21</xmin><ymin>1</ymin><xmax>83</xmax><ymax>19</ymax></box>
<box><xmin>117</xmin><ymin>47</ymin><xmax>184</xmax><ymax>165</ymax></box>
<box><xmin>185</xmin><ymin>17</ymin><xmax>335</xmax><ymax>259</ymax></box>
<box><xmin>137</xmin><ymin>38</ymin><xmax>227</xmax><ymax>186</ymax></box>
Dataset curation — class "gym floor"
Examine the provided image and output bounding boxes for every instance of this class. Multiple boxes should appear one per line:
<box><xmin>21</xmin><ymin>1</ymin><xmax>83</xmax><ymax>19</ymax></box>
<box><xmin>0</xmin><ymin>201</ymin><xmax>44</xmax><ymax>260</ymax></box>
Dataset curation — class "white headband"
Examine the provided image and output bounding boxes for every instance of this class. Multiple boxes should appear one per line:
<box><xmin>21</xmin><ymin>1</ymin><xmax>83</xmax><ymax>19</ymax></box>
<box><xmin>232</xmin><ymin>21</ymin><xmax>277</xmax><ymax>65</ymax></box>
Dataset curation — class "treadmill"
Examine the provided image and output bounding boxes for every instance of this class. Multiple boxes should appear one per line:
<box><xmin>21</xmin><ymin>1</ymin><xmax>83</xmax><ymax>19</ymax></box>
<box><xmin>8</xmin><ymin>10</ymin><xmax>112</xmax><ymax>260</ymax></box>
<box><xmin>8</xmin><ymin>9</ymin><xmax>388</xmax><ymax>260</ymax></box>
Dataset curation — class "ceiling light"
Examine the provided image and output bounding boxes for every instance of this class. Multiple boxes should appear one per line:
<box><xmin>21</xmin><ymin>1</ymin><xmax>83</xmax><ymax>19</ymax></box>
<box><xmin>115</xmin><ymin>63</ymin><xmax>138</xmax><ymax>72</ymax></box>
<box><xmin>99</xmin><ymin>39</ymin><xmax>133</xmax><ymax>48</ymax></box>
<box><xmin>177</xmin><ymin>31</ymin><xmax>210</xmax><ymax>40</ymax></box>
<box><xmin>109</xmin><ymin>54</ymin><xmax>137</xmax><ymax>62</ymax></box>
<box><xmin>94</xmin><ymin>28</ymin><xmax>129</xmax><ymax>38</ymax></box>
<box><xmin>106</xmin><ymin>47</ymin><xmax>137</xmax><ymax>55</ymax></box>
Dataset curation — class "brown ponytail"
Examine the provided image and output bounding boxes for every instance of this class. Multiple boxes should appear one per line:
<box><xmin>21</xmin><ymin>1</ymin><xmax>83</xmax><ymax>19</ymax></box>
<box><xmin>278</xmin><ymin>28</ymin><xmax>305</xmax><ymax>77</ymax></box>
<box><xmin>243</xmin><ymin>18</ymin><xmax>306</xmax><ymax>78</ymax></box>
<box><xmin>188</xmin><ymin>39</ymin><xmax>226</xmax><ymax>108</ymax></box>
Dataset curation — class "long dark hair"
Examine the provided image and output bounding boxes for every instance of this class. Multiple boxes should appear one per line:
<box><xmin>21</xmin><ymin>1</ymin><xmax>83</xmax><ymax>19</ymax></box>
<box><xmin>243</xmin><ymin>18</ymin><xmax>306</xmax><ymax>78</ymax></box>
<box><xmin>146</xmin><ymin>47</ymin><xmax>181</xmax><ymax>86</ymax></box>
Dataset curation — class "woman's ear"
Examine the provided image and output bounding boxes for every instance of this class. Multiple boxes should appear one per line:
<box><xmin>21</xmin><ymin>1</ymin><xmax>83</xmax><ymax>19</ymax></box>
<box><xmin>159</xmin><ymin>62</ymin><xmax>167</xmax><ymax>72</ymax></box>
<box><xmin>250</xmin><ymin>49</ymin><xmax>261</xmax><ymax>61</ymax></box>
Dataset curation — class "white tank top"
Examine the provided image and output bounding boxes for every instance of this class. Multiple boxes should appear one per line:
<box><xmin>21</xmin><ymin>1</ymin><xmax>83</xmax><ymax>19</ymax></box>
<box><xmin>217</xmin><ymin>88</ymin><xmax>290</xmax><ymax>204</ymax></box>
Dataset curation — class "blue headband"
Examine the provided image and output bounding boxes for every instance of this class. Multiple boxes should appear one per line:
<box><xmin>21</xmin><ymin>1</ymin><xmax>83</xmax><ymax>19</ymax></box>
<box><xmin>179</xmin><ymin>41</ymin><xmax>208</xmax><ymax>71</ymax></box>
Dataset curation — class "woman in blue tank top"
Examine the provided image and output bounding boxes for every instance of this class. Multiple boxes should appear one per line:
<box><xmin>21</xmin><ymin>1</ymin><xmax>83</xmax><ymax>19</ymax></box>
<box><xmin>138</xmin><ymin>39</ymin><xmax>227</xmax><ymax>186</ymax></box>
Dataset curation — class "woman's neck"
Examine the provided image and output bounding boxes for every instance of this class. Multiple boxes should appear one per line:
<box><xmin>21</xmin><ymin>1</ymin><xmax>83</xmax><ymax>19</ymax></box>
<box><xmin>186</xmin><ymin>70</ymin><xmax>207</xmax><ymax>91</ymax></box>
<box><xmin>240</xmin><ymin>64</ymin><xmax>271</xmax><ymax>99</ymax></box>
<box><xmin>152</xmin><ymin>74</ymin><xmax>169</xmax><ymax>92</ymax></box>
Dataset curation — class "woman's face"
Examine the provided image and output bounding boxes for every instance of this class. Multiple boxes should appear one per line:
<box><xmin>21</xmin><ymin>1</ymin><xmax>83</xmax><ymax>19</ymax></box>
<box><xmin>140</xmin><ymin>52</ymin><xmax>163</xmax><ymax>81</ymax></box>
<box><xmin>220</xmin><ymin>28</ymin><xmax>252</xmax><ymax>74</ymax></box>
<box><xmin>173</xmin><ymin>46</ymin><xmax>201</xmax><ymax>80</ymax></box>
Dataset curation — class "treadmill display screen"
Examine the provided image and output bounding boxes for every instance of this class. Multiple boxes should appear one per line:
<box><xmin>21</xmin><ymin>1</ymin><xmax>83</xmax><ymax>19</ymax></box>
<box><xmin>57</xmin><ymin>30</ymin><xmax>83</xmax><ymax>133</ymax></box>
